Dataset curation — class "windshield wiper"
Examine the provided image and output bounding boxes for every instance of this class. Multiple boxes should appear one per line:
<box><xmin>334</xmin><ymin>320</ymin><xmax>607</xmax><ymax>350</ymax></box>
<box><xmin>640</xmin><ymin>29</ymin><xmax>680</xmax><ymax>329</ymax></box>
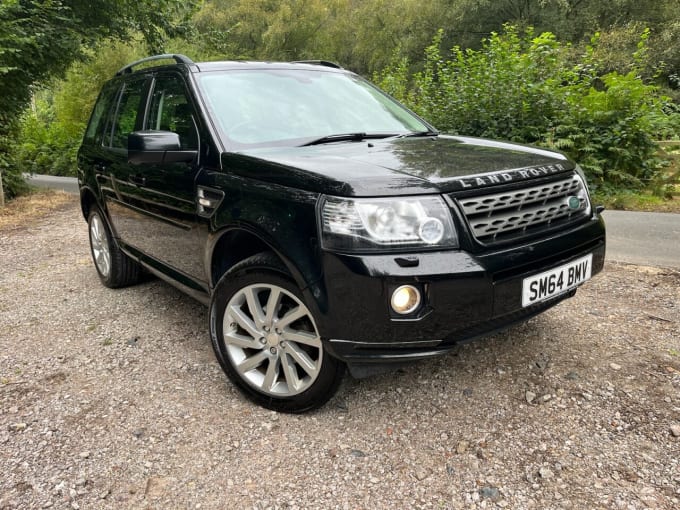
<box><xmin>301</xmin><ymin>132</ymin><xmax>395</xmax><ymax>147</ymax></box>
<box><xmin>395</xmin><ymin>130</ymin><xmax>439</xmax><ymax>138</ymax></box>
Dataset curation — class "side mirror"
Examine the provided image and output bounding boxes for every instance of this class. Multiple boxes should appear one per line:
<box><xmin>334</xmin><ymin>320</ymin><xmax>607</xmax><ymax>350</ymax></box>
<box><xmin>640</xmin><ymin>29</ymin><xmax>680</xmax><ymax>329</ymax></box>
<box><xmin>128</xmin><ymin>131</ymin><xmax>198</xmax><ymax>165</ymax></box>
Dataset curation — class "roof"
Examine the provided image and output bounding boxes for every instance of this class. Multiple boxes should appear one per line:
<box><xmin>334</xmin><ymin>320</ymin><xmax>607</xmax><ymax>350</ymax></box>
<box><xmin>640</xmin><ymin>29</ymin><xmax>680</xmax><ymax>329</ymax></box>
<box><xmin>115</xmin><ymin>54</ymin><xmax>345</xmax><ymax>77</ymax></box>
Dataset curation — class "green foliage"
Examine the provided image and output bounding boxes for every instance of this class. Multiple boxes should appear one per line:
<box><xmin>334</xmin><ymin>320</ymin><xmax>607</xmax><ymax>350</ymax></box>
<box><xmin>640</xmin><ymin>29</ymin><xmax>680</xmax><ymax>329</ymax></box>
<box><xmin>190</xmin><ymin>0</ymin><xmax>454</xmax><ymax>74</ymax></box>
<box><xmin>0</xmin><ymin>0</ymin><xmax>78</xmax><ymax>197</ymax></box>
<box><xmin>15</xmin><ymin>112</ymin><xmax>78</xmax><ymax>177</ymax></box>
<box><xmin>55</xmin><ymin>41</ymin><xmax>145</xmax><ymax>130</ymax></box>
<box><xmin>0</xmin><ymin>1</ymin><xmax>196</xmax><ymax>123</ymax></box>
<box><xmin>0</xmin><ymin>0</ymin><xmax>197</xmax><ymax>199</ymax></box>
<box><xmin>408</xmin><ymin>28</ymin><xmax>570</xmax><ymax>142</ymax></box>
<box><xmin>0</xmin><ymin>122</ymin><xmax>29</xmax><ymax>200</ymax></box>
<box><xmin>377</xmin><ymin>27</ymin><xmax>680</xmax><ymax>192</ymax></box>
<box><xmin>4</xmin><ymin>0</ymin><xmax>680</xmax><ymax>199</ymax></box>
<box><xmin>184</xmin><ymin>0</ymin><xmax>680</xmax><ymax>108</ymax></box>
<box><xmin>13</xmin><ymin>40</ymin><xmax>145</xmax><ymax>178</ymax></box>
<box><xmin>378</xmin><ymin>26</ymin><xmax>570</xmax><ymax>142</ymax></box>
<box><xmin>546</xmin><ymin>72</ymin><xmax>666</xmax><ymax>189</ymax></box>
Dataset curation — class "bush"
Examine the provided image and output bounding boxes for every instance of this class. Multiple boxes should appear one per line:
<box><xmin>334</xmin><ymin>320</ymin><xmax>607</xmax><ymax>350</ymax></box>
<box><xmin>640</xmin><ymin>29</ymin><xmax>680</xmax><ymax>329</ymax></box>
<box><xmin>418</xmin><ymin>28</ymin><xmax>568</xmax><ymax>142</ymax></box>
<box><xmin>376</xmin><ymin>26</ymin><xmax>680</xmax><ymax>191</ymax></box>
<box><xmin>546</xmin><ymin>72</ymin><xmax>665</xmax><ymax>189</ymax></box>
<box><xmin>0</xmin><ymin>123</ymin><xmax>30</xmax><ymax>201</ymax></box>
<box><xmin>16</xmin><ymin>108</ymin><xmax>80</xmax><ymax>177</ymax></box>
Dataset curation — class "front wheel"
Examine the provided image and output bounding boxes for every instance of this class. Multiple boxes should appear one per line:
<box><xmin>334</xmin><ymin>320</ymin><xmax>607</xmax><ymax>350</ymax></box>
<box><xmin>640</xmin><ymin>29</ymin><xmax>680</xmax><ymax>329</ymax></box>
<box><xmin>209</xmin><ymin>253</ymin><xmax>344</xmax><ymax>412</ymax></box>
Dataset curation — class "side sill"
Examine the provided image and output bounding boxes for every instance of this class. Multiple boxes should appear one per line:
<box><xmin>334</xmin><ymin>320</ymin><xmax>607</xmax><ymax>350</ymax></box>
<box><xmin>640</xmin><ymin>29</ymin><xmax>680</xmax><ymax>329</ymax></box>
<box><xmin>139</xmin><ymin>261</ymin><xmax>211</xmax><ymax>306</ymax></box>
<box><xmin>119</xmin><ymin>244</ymin><xmax>211</xmax><ymax>306</ymax></box>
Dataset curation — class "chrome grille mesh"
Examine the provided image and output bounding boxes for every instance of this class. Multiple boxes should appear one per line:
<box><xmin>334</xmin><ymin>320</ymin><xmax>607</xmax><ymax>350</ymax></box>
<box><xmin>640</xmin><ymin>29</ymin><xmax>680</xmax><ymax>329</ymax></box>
<box><xmin>455</xmin><ymin>174</ymin><xmax>590</xmax><ymax>243</ymax></box>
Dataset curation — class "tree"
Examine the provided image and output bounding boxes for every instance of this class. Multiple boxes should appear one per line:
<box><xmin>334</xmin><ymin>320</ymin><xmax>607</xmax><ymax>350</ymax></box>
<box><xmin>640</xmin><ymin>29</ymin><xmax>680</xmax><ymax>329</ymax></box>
<box><xmin>14</xmin><ymin>40</ymin><xmax>145</xmax><ymax>177</ymax></box>
<box><xmin>0</xmin><ymin>0</ymin><xmax>197</xmax><ymax>200</ymax></box>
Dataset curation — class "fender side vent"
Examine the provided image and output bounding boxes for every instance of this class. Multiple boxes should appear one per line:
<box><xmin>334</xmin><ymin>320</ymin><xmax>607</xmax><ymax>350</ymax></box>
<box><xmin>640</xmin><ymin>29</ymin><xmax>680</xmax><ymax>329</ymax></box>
<box><xmin>197</xmin><ymin>187</ymin><xmax>224</xmax><ymax>218</ymax></box>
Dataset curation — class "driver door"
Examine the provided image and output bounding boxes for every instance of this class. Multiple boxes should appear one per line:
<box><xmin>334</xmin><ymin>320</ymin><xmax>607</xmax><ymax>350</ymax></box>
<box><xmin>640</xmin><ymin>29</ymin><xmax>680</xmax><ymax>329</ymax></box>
<box><xmin>109</xmin><ymin>73</ymin><xmax>206</xmax><ymax>284</ymax></box>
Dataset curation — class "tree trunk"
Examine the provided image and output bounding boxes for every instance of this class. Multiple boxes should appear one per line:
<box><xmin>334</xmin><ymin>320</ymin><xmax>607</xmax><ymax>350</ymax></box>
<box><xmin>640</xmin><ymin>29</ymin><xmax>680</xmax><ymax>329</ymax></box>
<box><xmin>0</xmin><ymin>170</ymin><xmax>5</xmax><ymax>207</ymax></box>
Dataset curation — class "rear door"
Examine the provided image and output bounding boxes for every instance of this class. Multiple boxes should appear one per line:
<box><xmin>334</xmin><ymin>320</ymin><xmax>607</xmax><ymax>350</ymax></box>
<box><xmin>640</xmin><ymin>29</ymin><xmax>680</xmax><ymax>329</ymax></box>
<box><xmin>102</xmin><ymin>76</ymin><xmax>149</xmax><ymax>250</ymax></box>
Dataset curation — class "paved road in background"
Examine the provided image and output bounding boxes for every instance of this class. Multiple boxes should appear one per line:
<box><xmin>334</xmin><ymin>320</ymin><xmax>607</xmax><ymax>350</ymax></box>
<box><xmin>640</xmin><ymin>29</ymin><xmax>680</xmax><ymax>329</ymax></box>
<box><xmin>25</xmin><ymin>173</ymin><xmax>79</xmax><ymax>194</ymax></box>
<box><xmin>24</xmin><ymin>174</ymin><xmax>680</xmax><ymax>269</ymax></box>
<box><xmin>601</xmin><ymin>210</ymin><xmax>679</xmax><ymax>269</ymax></box>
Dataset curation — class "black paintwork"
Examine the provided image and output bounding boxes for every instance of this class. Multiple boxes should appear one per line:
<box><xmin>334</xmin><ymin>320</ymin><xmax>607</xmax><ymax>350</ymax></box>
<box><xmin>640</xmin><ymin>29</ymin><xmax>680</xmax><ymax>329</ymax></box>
<box><xmin>227</xmin><ymin>135</ymin><xmax>573</xmax><ymax>197</ymax></box>
<box><xmin>77</xmin><ymin>58</ymin><xmax>606</xmax><ymax>367</ymax></box>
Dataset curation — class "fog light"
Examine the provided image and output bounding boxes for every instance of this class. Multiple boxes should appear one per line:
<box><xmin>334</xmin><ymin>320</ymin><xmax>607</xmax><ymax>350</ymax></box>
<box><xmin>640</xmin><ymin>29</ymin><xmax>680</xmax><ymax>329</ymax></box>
<box><xmin>390</xmin><ymin>285</ymin><xmax>421</xmax><ymax>315</ymax></box>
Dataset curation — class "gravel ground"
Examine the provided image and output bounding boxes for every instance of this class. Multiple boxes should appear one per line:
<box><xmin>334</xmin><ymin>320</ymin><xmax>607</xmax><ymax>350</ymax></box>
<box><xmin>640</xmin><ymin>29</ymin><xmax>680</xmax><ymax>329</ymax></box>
<box><xmin>1</xmin><ymin>198</ymin><xmax>679</xmax><ymax>509</ymax></box>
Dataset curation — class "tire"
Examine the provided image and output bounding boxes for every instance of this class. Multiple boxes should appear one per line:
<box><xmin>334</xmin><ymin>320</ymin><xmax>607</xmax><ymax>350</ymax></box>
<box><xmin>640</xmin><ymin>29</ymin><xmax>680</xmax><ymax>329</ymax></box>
<box><xmin>87</xmin><ymin>207</ymin><xmax>140</xmax><ymax>288</ymax></box>
<box><xmin>209</xmin><ymin>252</ymin><xmax>345</xmax><ymax>413</ymax></box>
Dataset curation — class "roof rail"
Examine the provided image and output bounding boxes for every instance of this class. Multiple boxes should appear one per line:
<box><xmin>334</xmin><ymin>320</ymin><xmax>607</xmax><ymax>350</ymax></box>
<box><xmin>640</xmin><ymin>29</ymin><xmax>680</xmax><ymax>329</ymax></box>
<box><xmin>291</xmin><ymin>60</ymin><xmax>343</xmax><ymax>69</ymax></box>
<box><xmin>115</xmin><ymin>54</ymin><xmax>194</xmax><ymax>76</ymax></box>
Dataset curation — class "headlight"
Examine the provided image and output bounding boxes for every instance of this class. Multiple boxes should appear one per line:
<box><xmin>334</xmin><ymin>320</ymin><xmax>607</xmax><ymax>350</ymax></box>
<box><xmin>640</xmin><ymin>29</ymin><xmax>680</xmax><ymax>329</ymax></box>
<box><xmin>573</xmin><ymin>166</ymin><xmax>592</xmax><ymax>217</ymax></box>
<box><xmin>320</xmin><ymin>195</ymin><xmax>458</xmax><ymax>251</ymax></box>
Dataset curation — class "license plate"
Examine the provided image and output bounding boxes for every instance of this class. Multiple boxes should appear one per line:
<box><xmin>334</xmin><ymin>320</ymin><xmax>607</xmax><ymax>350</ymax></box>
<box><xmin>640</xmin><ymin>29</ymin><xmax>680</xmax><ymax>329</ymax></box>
<box><xmin>522</xmin><ymin>254</ymin><xmax>593</xmax><ymax>307</ymax></box>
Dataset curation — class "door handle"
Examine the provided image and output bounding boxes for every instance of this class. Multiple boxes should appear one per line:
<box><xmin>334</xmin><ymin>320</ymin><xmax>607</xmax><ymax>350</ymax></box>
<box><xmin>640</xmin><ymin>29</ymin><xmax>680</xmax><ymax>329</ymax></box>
<box><xmin>130</xmin><ymin>174</ymin><xmax>146</xmax><ymax>186</ymax></box>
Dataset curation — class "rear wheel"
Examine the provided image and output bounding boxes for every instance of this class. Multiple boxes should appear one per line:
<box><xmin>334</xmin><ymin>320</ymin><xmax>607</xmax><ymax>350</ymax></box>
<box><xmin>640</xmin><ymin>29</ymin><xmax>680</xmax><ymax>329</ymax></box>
<box><xmin>87</xmin><ymin>208</ymin><xmax>140</xmax><ymax>288</ymax></box>
<box><xmin>209</xmin><ymin>253</ymin><xmax>344</xmax><ymax>412</ymax></box>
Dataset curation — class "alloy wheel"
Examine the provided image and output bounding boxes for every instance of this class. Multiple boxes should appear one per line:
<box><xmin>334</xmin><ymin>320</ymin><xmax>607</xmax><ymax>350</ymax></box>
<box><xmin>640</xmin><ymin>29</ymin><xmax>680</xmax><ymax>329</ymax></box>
<box><xmin>222</xmin><ymin>283</ymin><xmax>323</xmax><ymax>397</ymax></box>
<box><xmin>89</xmin><ymin>213</ymin><xmax>111</xmax><ymax>278</ymax></box>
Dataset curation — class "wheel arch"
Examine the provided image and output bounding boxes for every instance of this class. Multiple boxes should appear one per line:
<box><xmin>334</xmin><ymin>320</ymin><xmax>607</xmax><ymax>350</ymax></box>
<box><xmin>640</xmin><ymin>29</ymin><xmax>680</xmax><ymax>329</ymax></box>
<box><xmin>79</xmin><ymin>186</ymin><xmax>100</xmax><ymax>221</ymax></box>
<box><xmin>208</xmin><ymin>226</ymin><xmax>328</xmax><ymax>328</ymax></box>
<box><xmin>209</xmin><ymin>227</ymin><xmax>307</xmax><ymax>291</ymax></box>
<box><xmin>80</xmin><ymin>187</ymin><xmax>122</xmax><ymax>244</ymax></box>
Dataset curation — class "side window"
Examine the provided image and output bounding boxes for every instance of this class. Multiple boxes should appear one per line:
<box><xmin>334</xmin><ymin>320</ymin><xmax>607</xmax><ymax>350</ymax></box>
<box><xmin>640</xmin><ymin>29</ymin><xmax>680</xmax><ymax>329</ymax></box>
<box><xmin>111</xmin><ymin>79</ymin><xmax>146</xmax><ymax>149</ymax></box>
<box><xmin>146</xmin><ymin>75</ymin><xmax>199</xmax><ymax>150</ymax></box>
<box><xmin>83</xmin><ymin>83</ymin><xmax>116</xmax><ymax>145</ymax></box>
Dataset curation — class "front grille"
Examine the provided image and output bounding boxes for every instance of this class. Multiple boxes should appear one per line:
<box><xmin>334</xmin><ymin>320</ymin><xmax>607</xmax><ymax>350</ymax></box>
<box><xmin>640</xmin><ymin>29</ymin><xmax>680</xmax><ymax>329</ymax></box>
<box><xmin>455</xmin><ymin>173</ymin><xmax>590</xmax><ymax>245</ymax></box>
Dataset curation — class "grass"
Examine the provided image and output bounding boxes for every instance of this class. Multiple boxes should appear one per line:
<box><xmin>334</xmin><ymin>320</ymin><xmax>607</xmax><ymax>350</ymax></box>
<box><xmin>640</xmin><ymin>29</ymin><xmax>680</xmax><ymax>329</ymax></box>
<box><xmin>594</xmin><ymin>191</ymin><xmax>680</xmax><ymax>213</ymax></box>
<box><xmin>0</xmin><ymin>189</ymin><xmax>75</xmax><ymax>231</ymax></box>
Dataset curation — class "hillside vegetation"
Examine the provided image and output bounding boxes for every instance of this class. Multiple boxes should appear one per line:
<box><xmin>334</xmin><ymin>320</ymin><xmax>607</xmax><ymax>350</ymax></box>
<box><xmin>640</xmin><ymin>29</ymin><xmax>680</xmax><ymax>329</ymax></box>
<box><xmin>2</xmin><ymin>0</ymin><xmax>679</xmax><ymax>203</ymax></box>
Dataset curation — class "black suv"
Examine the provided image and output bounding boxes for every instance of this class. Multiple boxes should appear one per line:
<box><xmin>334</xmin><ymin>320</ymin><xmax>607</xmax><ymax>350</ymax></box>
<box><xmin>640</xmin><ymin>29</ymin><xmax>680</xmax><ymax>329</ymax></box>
<box><xmin>78</xmin><ymin>54</ymin><xmax>605</xmax><ymax>412</ymax></box>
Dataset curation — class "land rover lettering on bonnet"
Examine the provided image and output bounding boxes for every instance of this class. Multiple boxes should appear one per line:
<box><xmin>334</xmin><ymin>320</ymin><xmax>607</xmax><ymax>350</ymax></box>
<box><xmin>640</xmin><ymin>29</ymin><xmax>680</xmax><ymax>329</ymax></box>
<box><xmin>77</xmin><ymin>54</ymin><xmax>606</xmax><ymax>412</ymax></box>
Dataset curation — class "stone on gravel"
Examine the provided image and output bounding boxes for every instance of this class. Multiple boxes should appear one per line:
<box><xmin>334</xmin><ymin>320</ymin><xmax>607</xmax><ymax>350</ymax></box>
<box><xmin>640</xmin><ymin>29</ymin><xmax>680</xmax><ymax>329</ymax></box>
<box><xmin>535</xmin><ymin>355</ymin><xmax>550</xmax><ymax>371</ymax></box>
<box><xmin>479</xmin><ymin>486</ymin><xmax>501</xmax><ymax>501</ymax></box>
<box><xmin>539</xmin><ymin>467</ymin><xmax>554</xmax><ymax>480</ymax></box>
<box><xmin>456</xmin><ymin>440</ymin><xmax>469</xmax><ymax>454</ymax></box>
<box><xmin>671</xmin><ymin>424</ymin><xmax>680</xmax><ymax>437</ymax></box>
<box><xmin>414</xmin><ymin>468</ymin><xmax>430</xmax><ymax>481</ymax></box>
<box><xmin>525</xmin><ymin>391</ymin><xmax>536</xmax><ymax>404</ymax></box>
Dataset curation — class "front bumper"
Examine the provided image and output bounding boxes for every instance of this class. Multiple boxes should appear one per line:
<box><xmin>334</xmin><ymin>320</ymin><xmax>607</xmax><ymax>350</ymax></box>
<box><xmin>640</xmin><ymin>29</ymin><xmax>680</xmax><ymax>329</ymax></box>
<box><xmin>315</xmin><ymin>215</ymin><xmax>606</xmax><ymax>364</ymax></box>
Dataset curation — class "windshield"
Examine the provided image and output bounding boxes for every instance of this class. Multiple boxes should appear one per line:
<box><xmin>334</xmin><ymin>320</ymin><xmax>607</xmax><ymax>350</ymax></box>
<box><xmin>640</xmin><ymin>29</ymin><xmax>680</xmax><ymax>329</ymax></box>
<box><xmin>196</xmin><ymin>69</ymin><xmax>431</xmax><ymax>148</ymax></box>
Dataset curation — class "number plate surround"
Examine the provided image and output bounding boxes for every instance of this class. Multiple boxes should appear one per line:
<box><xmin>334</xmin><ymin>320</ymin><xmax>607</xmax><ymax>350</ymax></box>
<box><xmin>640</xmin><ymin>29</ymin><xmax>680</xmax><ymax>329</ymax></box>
<box><xmin>521</xmin><ymin>254</ymin><xmax>593</xmax><ymax>307</ymax></box>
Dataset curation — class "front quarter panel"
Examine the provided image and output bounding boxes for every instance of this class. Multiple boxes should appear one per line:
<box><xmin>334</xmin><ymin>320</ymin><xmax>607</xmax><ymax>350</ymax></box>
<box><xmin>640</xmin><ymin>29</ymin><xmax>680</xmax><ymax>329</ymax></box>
<box><xmin>208</xmin><ymin>169</ymin><xmax>329</xmax><ymax>317</ymax></box>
